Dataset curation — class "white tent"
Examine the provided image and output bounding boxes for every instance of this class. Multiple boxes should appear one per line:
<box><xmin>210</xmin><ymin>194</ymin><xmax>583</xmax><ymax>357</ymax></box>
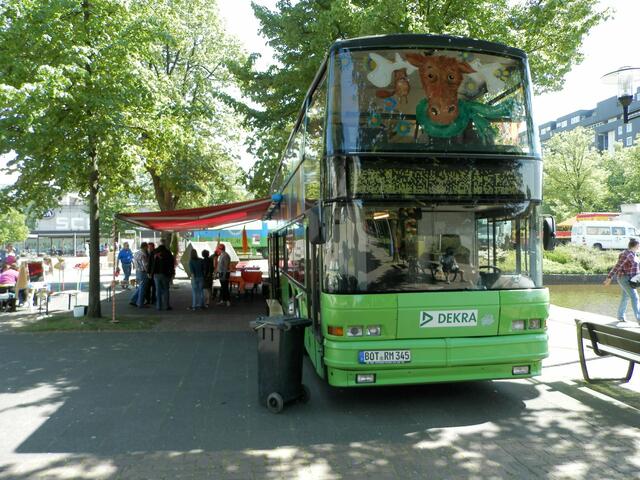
<box><xmin>181</xmin><ymin>241</ymin><xmax>239</xmax><ymax>277</ymax></box>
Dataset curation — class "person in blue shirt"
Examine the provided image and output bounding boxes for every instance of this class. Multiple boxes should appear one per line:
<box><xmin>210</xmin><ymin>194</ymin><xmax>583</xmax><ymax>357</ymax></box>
<box><xmin>117</xmin><ymin>242</ymin><xmax>134</xmax><ymax>289</ymax></box>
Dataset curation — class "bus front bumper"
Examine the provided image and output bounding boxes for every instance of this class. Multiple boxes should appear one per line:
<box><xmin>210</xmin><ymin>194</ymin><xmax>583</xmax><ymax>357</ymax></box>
<box><xmin>323</xmin><ymin>333</ymin><xmax>548</xmax><ymax>387</ymax></box>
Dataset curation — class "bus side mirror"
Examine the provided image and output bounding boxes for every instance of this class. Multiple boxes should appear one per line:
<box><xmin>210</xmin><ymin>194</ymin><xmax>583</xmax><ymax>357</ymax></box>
<box><xmin>543</xmin><ymin>216</ymin><xmax>556</xmax><ymax>251</ymax></box>
<box><xmin>308</xmin><ymin>205</ymin><xmax>325</xmax><ymax>245</ymax></box>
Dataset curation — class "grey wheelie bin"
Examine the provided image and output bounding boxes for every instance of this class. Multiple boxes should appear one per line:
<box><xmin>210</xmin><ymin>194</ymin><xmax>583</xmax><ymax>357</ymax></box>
<box><xmin>252</xmin><ymin>315</ymin><xmax>312</xmax><ymax>413</ymax></box>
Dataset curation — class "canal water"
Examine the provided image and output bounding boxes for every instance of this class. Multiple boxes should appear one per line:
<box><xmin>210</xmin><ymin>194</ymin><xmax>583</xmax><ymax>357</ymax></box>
<box><xmin>548</xmin><ymin>284</ymin><xmax>621</xmax><ymax>317</ymax></box>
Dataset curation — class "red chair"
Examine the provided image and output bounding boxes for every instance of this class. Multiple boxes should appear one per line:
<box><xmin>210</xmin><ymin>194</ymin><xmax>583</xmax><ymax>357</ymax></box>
<box><xmin>27</xmin><ymin>262</ymin><xmax>44</xmax><ymax>282</ymax></box>
<box><xmin>240</xmin><ymin>270</ymin><xmax>262</xmax><ymax>298</ymax></box>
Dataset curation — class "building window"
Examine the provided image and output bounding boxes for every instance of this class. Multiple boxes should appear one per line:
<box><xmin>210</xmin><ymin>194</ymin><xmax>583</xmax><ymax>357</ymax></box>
<box><xmin>618</xmin><ymin>126</ymin><xmax>623</xmax><ymax>135</ymax></box>
<box><xmin>597</xmin><ymin>133</ymin><xmax>608</xmax><ymax>151</ymax></box>
<box><xmin>571</xmin><ymin>115</ymin><xmax>580</xmax><ymax>124</ymax></box>
<box><xmin>557</xmin><ymin>120</ymin><xmax>567</xmax><ymax>128</ymax></box>
<box><xmin>627</xmin><ymin>123</ymin><xmax>633</xmax><ymax>133</ymax></box>
<box><xmin>626</xmin><ymin>136</ymin><xmax>633</xmax><ymax>147</ymax></box>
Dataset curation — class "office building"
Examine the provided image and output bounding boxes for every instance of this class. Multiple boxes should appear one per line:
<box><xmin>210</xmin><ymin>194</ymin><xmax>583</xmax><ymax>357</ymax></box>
<box><xmin>538</xmin><ymin>87</ymin><xmax>640</xmax><ymax>153</ymax></box>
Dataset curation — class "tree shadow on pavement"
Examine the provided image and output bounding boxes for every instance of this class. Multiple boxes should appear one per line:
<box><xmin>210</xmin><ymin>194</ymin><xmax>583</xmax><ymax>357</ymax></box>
<box><xmin>0</xmin><ymin>328</ymin><xmax>638</xmax><ymax>479</ymax></box>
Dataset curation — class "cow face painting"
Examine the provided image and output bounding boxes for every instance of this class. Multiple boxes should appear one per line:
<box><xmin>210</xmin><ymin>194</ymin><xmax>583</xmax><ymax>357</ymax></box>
<box><xmin>406</xmin><ymin>53</ymin><xmax>475</xmax><ymax>125</ymax></box>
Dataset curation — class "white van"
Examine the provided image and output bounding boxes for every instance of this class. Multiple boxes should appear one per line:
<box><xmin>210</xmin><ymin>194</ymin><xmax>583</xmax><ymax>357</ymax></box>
<box><xmin>571</xmin><ymin>221</ymin><xmax>638</xmax><ymax>250</ymax></box>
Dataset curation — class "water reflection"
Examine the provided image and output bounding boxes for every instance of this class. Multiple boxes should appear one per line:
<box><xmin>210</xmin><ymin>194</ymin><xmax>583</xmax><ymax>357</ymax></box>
<box><xmin>548</xmin><ymin>284</ymin><xmax>620</xmax><ymax>316</ymax></box>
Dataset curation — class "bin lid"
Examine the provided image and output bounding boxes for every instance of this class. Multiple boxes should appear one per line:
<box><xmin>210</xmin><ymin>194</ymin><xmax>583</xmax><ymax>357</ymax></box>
<box><xmin>252</xmin><ymin>315</ymin><xmax>312</xmax><ymax>330</ymax></box>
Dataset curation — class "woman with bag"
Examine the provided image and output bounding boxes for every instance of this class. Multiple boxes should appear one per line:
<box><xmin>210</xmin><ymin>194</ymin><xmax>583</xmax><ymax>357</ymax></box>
<box><xmin>603</xmin><ymin>238</ymin><xmax>640</xmax><ymax>324</ymax></box>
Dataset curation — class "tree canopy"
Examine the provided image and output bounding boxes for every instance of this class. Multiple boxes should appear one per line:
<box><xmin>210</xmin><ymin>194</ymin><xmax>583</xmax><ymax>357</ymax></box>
<box><xmin>0</xmin><ymin>0</ymin><xmax>246</xmax><ymax>316</ymax></box>
<box><xmin>542</xmin><ymin>127</ymin><xmax>608</xmax><ymax>220</ymax></box>
<box><xmin>235</xmin><ymin>0</ymin><xmax>609</xmax><ymax>196</ymax></box>
<box><xmin>0</xmin><ymin>208</ymin><xmax>29</xmax><ymax>246</ymax></box>
<box><xmin>132</xmin><ymin>0</ymin><xmax>245</xmax><ymax>212</ymax></box>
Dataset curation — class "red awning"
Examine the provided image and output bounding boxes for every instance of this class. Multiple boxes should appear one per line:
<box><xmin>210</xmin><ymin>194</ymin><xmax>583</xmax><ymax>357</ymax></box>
<box><xmin>116</xmin><ymin>198</ymin><xmax>272</xmax><ymax>232</ymax></box>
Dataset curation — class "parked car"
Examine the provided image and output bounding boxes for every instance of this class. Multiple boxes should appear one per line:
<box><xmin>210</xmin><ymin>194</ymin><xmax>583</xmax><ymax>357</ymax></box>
<box><xmin>571</xmin><ymin>220</ymin><xmax>637</xmax><ymax>250</ymax></box>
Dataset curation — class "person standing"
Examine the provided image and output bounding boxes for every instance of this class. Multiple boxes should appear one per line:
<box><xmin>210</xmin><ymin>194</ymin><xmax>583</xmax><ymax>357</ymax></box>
<box><xmin>603</xmin><ymin>238</ymin><xmax>640</xmax><ymax>324</ymax></box>
<box><xmin>130</xmin><ymin>242</ymin><xmax>149</xmax><ymax>308</ymax></box>
<box><xmin>149</xmin><ymin>239</ymin><xmax>174</xmax><ymax>311</ymax></box>
<box><xmin>4</xmin><ymin>244</ymin><xmax>17</xmax><ymax>267</ymax></box>
<box><xmin>202</xmin><ymin>249</ymin><xmax>214</xmax><ymax>308</ymax></box>
<box><xmin>215</xmin><ymin>243</ymin><xmax>231</xmax><ymax>307</ymax></box>
<box><xmin>144</xmin><ymin>242</ymin><xmax>157</xmax><ymax>305</ymax></box>
<box><xmin>188</xmin><ymin>249</ymin><xmax>205</xmax><ymax>310</ymax></box>
<box><xmin>117</xmin><ymin>242</ymin><xmax>134</xmax><ymax>289</ymax></box>
<box><xmin>16</xmin><ymin>262</ymin><xmax>29</xmax><ymax>307</ymax></box>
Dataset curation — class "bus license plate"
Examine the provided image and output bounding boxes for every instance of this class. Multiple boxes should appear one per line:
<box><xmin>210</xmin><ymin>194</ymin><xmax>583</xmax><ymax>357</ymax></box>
<box><xmin>358</xmin><ymin>350</ymin><xmax>411</xmax><ymax>364</ymax></box>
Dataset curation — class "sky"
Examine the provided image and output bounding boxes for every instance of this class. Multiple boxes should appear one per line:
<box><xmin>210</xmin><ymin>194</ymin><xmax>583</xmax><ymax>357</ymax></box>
<box><xmin>218</xmin><ymin>0</ymin><xmax>639</xmax><ymax>126</ymax></box>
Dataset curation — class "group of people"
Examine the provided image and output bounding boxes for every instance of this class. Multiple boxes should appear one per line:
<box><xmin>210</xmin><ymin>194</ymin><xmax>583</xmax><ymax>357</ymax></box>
<box><xmin>127</xmin><ymin>239</ymin><xmax>176</xmax><ymax>311</ymax></box>
<box><xmin>0</xmin><ymin>244</ymin><xmax>53</xmax><ymax>311</ymax></box>
<box><xmin>187</xmin><ymin>243</ymin><xmax>231</xmax><ymax>310</ymax></box>
<box><xmin>125</xmin><ymin>239</ymin><xmax>232</xmax><ymax>311</ymax></box>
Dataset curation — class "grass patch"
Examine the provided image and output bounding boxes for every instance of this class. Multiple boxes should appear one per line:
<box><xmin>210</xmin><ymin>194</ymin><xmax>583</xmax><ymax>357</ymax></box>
<box><xmin>543</xmin><ymin>244</ymin><xmax>620</xmax><ymax>274</ymax></box>
<box><xmin>17</xmin><ymin>313</ymin><xmax>161</xmax><ymax>332</ymax></box>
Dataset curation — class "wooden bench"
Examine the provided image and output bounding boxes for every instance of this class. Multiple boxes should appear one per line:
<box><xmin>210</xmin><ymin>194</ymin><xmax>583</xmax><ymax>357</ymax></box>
<box><xmin>575</xmin><ymin>319</ymin><xmax>640</xmax><ymax>383</ymax></box>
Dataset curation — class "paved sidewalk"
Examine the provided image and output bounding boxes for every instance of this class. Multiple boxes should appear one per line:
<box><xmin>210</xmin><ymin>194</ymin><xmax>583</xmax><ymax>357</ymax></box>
<box><xmin>0</xmin><ymin>287</ymin><xmax>638</xmax><ymax>479</ymax></box>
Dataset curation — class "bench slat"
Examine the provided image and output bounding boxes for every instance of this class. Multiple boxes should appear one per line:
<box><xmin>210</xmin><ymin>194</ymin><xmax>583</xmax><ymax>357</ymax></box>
<box><xmin>588</xmin><ymin>329</ymin><xmax>640</xmax><ymax>355</ymax></box>
<box><xmin>596</xmin><ymin>344</ymin><xmax>640</xmax><ymax>363</ymax></box>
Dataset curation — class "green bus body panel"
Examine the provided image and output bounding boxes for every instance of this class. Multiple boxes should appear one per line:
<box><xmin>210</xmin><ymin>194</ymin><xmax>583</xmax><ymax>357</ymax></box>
<box><xmin>323</xmin><ymin>334</ymin><xmax>547</xmax><ymax>386</ymax></box>
<box><xmin>323</xmin><ymin>334</ymin><xmax>547</xmax><ymax>369</ymax></box>
<box><xmin>321</xmin><ymin>293</ymin><xmax>398</xmax><ymax>340</ymax></box>
<box><xmin>498</xmin><ymin>289</ymin><xmax>550</xmax><ymax>335</ymax></box>
<box><xmin>327</xmin><ymin>361</ymin><xmax>544</xmax><ymax>387</ymax></box>
<box><xmin>397</xmin><ymin>291</ymin><xmax>501</xmax><ymax>338</ymax></box>
<box><xmin>315</xmin><ymin>290</ymin><xmax>549</xmax><ymax>386</ymax></box>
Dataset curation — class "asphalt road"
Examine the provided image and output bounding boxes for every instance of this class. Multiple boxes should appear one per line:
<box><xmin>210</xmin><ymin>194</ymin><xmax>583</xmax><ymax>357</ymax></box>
<box><xmin>0</xmin><ymin>296</ymin><xmax>638</xmax><ymax>479</ymax></box>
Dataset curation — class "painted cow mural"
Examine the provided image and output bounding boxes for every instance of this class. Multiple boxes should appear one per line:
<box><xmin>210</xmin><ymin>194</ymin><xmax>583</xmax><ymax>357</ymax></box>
<box><xmin>405</xmin><ymin>53</ymin><xmax>475</xmax><ymax>125</ymax></box>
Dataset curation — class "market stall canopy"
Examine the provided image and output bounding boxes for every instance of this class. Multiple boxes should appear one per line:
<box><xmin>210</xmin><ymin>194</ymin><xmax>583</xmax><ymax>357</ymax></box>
<box><xmin>557</xmin><ymin>216</ymin><xmax>577</xmax><ymax>228</ymax></box>
<box><xmin>116</xmin><ymin>198</ymin><xmax>272</xmax><ymax>232</ymax></box>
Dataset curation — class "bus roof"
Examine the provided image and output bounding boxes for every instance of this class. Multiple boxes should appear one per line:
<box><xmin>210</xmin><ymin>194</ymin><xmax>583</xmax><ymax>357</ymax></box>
<box><xmin>328</xmin><ymin>34</ymin><xmax>527</xmax><ymax>60</ymax></box>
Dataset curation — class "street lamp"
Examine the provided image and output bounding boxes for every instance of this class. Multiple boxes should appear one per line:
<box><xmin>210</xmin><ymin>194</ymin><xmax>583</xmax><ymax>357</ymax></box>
<box><xmin>602</xmin><ymin>66</ymin><xmax>640</xmax><ymax>123</ymax></box>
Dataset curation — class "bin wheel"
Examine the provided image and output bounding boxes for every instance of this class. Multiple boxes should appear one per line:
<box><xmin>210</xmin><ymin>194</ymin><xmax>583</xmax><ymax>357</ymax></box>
<box><xmin>267</xmin><ymin>392</ymin><xmax>284</xmax><ymax>413</ymax></box>
<box><xmin>300</xmin><ymin>384</ymin><xmax>310</xmax><ymax>404</ymax></box>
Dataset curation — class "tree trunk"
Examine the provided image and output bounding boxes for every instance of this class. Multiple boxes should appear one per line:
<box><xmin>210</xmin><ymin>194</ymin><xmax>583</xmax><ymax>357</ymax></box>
<box><xmin>87</xmin><ymin>156</ymin><xmax>102</xmax><ymax>318</ymax></box>
<box><xmin>148</xmin><ymin>168</ymin><xmax>179</xmax><ymax>246</ymax></box>
<box><xmin>84</xmin><ymin>0</ymin><xmax>101</xmax><ymax>318</ymax></box>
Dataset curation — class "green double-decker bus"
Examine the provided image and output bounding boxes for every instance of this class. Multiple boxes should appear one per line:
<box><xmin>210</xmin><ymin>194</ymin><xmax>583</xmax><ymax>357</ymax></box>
<box><xmin>267</xmin><ymin>34</ymin><xmax>554</xmax><ymax>387</ymax></box>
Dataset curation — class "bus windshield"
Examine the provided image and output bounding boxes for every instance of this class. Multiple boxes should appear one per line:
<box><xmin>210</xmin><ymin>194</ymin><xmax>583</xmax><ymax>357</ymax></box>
<box><xmin>329</xmin><ymin>47</ymin><xmax>535</xmax><ymax>156</ymax></box>
<box><xmin>323</xmin><ymin>201</ymin><xmax>542</xmax><ymax>294</ymax></box>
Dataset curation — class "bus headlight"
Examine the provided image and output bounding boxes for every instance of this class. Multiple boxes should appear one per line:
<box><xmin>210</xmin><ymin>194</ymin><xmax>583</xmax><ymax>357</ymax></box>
<box><xmin>528</xmin><ymin>319</ymin><xmax>542</xmax><ymax>329</ymax></box>
<box><xmin>366</xmin><ymin>325</ymin><xmax>381</xmax><ymax>336</ymax></box>
<box><xmin>512</xmin><ymin>320</ymin><xmax>525</xmax><ymax>331</ymax></box>
<box><xmin>347</xmin><ymin>326</ymin><xmax>364</xmax><ymax>337</ymax></box>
